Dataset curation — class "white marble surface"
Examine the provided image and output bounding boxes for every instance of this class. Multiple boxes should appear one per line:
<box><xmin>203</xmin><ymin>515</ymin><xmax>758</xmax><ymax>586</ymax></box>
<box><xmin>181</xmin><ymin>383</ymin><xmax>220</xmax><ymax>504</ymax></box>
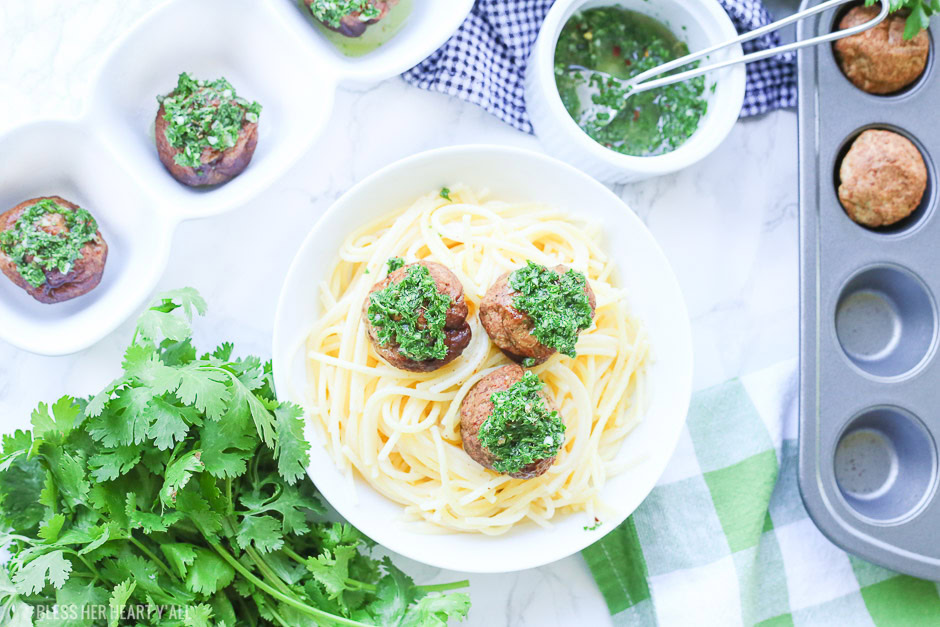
<box><xmin>0</xmin><ymin>1</ymin><xmax>799</xmax><ymax>625</ymax></box>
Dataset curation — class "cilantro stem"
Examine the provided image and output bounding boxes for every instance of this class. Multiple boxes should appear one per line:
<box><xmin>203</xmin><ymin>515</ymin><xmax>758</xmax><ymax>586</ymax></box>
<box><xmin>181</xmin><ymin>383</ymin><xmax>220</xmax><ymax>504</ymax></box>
<box><xmin>268</xmin><ymin>608</ymin><xmax>291</xmax><ymax>627</ymax></box>
<box><xmin>245</xmin><ymin>544</ymin><xmax>293</xmax><ymax>597</ymax></box>
<box><xmin>225</xmin><ymin>478</ymin><xmax>233</xmax><ymax>514</ymax></box>
<box><xmin>279</xmin><ymin>547</ymin><xmax>469</xmax><ymax>594</ymax></box>
<box><xmin>208</xmin><ymin>540</ymin><xmax>372</xmax><ymax>627</ymax></box>
<box><xmin>417</xmin><ymin>580</ymin><xmax>471</xmax><ymax>592</ymax></box>
<box><xmin>281</xmin><ymin>546</ymin><xmax>378</xmax><ymax>593</ymax></box>
<box><xmin>66</xmin><ymin>551</ymin><xmax>101</xmax><ymax>580</ymax></box>
<box><xmin>128</xmin><ymin>534</ymin><xmax>180</xmax><ymax>583</ymax></box>
<box><xmin>281</xmin><ymin>546</ymin><xmax>308</xmax><ymax>565</ymax></box>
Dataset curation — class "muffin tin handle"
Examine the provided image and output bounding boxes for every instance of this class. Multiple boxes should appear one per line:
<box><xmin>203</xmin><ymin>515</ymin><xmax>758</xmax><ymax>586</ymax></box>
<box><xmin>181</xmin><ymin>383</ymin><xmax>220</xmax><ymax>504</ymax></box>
<box><xmin>620</xmin><ymin>0</ymin><xmax>890</xmax><ymax>95</ymax></box>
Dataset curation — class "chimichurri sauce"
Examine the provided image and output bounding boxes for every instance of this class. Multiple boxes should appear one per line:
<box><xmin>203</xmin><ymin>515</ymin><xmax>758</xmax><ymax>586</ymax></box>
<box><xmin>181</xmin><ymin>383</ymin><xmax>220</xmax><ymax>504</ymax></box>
<box><xmin>554</xmin><ymin>7</ymin><xmax>708</xmax><ymax>157</ymax></box>
<box><xmin>308</xmin><ymin>0</ymin><xmax>413</xmax><ymax>57</ymax></box>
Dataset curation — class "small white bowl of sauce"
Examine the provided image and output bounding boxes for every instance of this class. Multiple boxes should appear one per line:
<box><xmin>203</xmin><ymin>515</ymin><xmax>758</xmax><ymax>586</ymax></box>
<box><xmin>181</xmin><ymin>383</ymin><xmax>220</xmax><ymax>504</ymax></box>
<box><xmin>525</xmin><ymin>0</ymin><xmax>746</xmax><ymax>183</ymax></box>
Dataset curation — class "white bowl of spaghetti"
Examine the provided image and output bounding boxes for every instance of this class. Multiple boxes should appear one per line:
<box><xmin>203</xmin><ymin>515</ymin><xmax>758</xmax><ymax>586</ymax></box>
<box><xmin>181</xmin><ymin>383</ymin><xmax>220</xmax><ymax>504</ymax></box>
<box><xmin>272</xmin><ymin>145</ymin><xmax>692</xmax><ymax>573</ymax></box>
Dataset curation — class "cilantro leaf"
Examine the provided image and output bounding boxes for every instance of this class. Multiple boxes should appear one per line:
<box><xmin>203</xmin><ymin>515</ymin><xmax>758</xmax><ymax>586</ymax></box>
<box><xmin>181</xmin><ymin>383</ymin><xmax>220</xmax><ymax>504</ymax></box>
<box><xmin>274</xmin><ymin>403</ymin><xmax>311</xmax><ymax>485</ymax></box>
<box><xmin>47</xmin><ymin>578</ymin><xmax>109</xmax><ymax>627</ymax></box>
<box><xmin>108</xmin><ymin>580</ymin><xmax>136</xmax><ymax>627</ymax></box>
<box><xmin>236</xmin><ymin>514</ymin><xmax>284</xmax><ymax>554</ymax></box>
<box><xmin>123</xmin><ymin>344</ymin><xmax>183</xmax><ymax>395</ymax></box>
<box><xmin>0</xmin><ymin>455</ymin><xmax>45</xmax><ymax>533</ymax></box>
<box><xmin>147</xmin><ymin>397</ymin><xmax>192</xmax><ymax>450</ymax></box>
<box><xmin>126</xmin><ymin>493</ymin><xmax>183</xmax><ymax>534</ymax></box>
<box><xmin>0</xmin><ymin>430</ymin><xmax>33</xmax><ymax>468</ymax></box>
<box><xmin>161</xmin><ymin>543</ymin><xmax>198</xmax><ymax>579</ymax></box>
<box><xmin>240</xmin><ymin>479</ymin><xmax>324</xmax><ymax>537</ymax></box>
<box><xmin>157</xmin><ymin>287</ymin><xmax>207</xmax><ymax>320</ymax></box>
<box><xmin>0</xmin><ymin>287</ymin><xmax>472</xmax><ymax>625</ymax></box>
<box><xmin>160</xmin><ymin>450</ymin><xmax>204</xmax><ymax>506</ymax></box>
<box><xmin>175</xmin><ymin>364</ymin><xmax>231</xmax><ymax>421</ymax></box>
<box><xmin>38</xmin><ymin>444</ymin><xmax>90</xmax><ymax>509</ymax></box>
<box><xmin>30</xmin><ymin>397</ymin><xmax>80</xmax><ymax>437</ymax></box>
<box><xmin>38</xmin><ymin>514</ymin><xmax>65</xmax><ymax>543</ymax></box>
<box><xmin>175</xmin><ymin>487</ymin><xmax>224</xmax><ymax>539</ymax></box>
<box><xmin>866</xmin><ymin>0</ymin><xmax>936</xmax><ymax>38</ymax></box>
<box><xmin>370</xmin><ymin>557</ymin><xmax>419</xmax><ymax>626</ymax></box>
<box><xmin>136</xmin><ymin>307</ymin><xmax>193</xmax><ymax>344</ymax></box>
<box><xmin>13</xmin><ymin>550</ymin><xmax>72</xmax><ymax>594</ymax></box>
<box><xmin>183</xmin><ymin>603</ymin><xmax>215</xmax><ymax>627</ymax></box>
<box><xmin>89</xmin><ymin>445</ymin><xmax>141</xmax><ymax>482</ymax></box>
<box><xmin>186</xmin><ymin>548</ymin><xmax>235</xmax><ymax>595</ymax></box>
<box><xmin>87</xmin><ymin>386</ymin><xmax>152</xmax><ymax>446</ymax></box>
<box><xmin>77</xmin><ymin>524</ymin><xmax>112</xmax><ymax>556</ymax></box>
<box><xmin>402</xmin><ymin>592</ymin><xmax>472</xmax><ymax>627</ymax></box>
<box><xmin>305</xmin><ymin>545</ymin><xmax>358</xmax><ymax>600</ymax></box>
<box><xmin>198</xmin><ymin>403</ymin><xmax>255</xmax><ymax>480</ymax></box>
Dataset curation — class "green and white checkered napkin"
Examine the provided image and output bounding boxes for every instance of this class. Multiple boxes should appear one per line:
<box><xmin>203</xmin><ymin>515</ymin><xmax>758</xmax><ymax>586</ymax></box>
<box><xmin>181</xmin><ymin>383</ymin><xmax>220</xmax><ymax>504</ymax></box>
<box><xmin>582</xmin><ymin>361</ymin><xmax>940</xmax><ymax>626</ymax></box>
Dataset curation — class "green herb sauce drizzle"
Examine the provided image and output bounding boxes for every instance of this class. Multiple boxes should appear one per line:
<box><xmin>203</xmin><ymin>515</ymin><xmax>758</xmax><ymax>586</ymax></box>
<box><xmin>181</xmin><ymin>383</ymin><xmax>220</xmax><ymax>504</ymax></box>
<box><xmin>510</xmin><ymin>262</ymin><xmax>593</xmax><ymax>358</ymax></box>
<box><xmin>0</xmin><ymin>199</ymin><xmax>97</xmax><ymax>288</ymax></box>
<box><xmin>386</xmin><ymin>256</ymin><xmax>405</xmax><ymax>274</ymax></box>
<box><xmin>309</xmin><ymin>0</ymin><xmax>381</xmax><ymax>28</ymax></box>
<box><xmin>478</xmin><ymin>371</ymin><xmax>566</xmax><ymax>475</ymax></box>
<box><xmin>158</xmin><ymin>72</ymin><xmax>262</xmax><ymax>169</ymax></box>
<box><xmin>554</xmin><ymin>7</ymin><xmax>708</xmax><ymax>157</ymax></box>
<box><xmin>368</xmin><ymin>262</ymin><xmax>450</xmax><ymax>361</ymax></box>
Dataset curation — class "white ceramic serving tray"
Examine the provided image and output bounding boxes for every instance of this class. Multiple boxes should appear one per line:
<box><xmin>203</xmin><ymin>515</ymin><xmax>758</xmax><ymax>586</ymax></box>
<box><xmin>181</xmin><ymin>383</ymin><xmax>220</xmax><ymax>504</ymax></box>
<box><xmin>0</xmin><ymin>0</ymin><xmax>473</xmax><ymax>356</ymax></box>
<box><xmin>272</xmin><ymin>145</ymin><xmax>694</xmax><ymax>573</ymax></box>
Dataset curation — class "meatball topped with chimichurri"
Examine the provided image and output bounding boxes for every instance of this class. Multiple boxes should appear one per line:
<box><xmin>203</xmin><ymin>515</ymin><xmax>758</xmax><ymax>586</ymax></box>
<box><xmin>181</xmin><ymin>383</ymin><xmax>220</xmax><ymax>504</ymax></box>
<box><xmin>834</xmin><ymin>6</ymin><xmax>929</xmax><ymax>95</ymax></box>
<box><xmin>460</xmin><ymin>364</ymin><xmax>566</xmax><ymax>480</ymax></box>
<box><xmin>306</xmin><ymin>0</ymin><xmax>399</xmax><ymax>38</ymax></box>
<box><xmin>480</xmin><ymin>262</ymin><xmax>596</xmax><ymax>366</ymax></box>
<box><xmin>363</xmin><ymin>258</ymin><xmax>471</xmax><ymax>372</ymax></box>
<box><xmin>155</xmin><ymin>72</ymin><xmax>262</xmax><ymax>187</ymax></box>
<box><xmin>0</xmin><ymin>196</ymin><xmax>107</xmax><ymax>304</ymax></box>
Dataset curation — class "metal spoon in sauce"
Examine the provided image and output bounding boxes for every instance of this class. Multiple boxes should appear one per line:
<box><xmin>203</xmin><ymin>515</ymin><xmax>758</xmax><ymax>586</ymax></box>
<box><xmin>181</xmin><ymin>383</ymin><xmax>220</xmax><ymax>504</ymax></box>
<box><xmin>567</xmin><ymin>0</ymin><xmax>889</xmax><ymax>127</ymax></box>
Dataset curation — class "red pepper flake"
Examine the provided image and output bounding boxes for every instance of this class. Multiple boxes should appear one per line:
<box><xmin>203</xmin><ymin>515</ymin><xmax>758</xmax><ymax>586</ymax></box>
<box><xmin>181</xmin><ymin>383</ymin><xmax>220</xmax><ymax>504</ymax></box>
<box><xmin>612</xmin><ymin>45</ymin><xmax>621</xmax><ymax>57</ymax></box>
<box><xmin>624</xmin><ymin>58</ymin><xmax>632</xmax><ymax>67</ymax></box>
<box><xmin>633</xmin><ymin>109</ymin><xmax>641</xmax><ymax>122</ymax></box>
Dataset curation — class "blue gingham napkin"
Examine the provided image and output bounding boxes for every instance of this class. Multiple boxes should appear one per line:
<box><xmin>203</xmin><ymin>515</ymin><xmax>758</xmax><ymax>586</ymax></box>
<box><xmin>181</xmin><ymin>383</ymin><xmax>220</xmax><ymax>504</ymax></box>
<box><xmin>402</xmin><ymin>0</ymin><xmax>797</xmax><ymax>133</ymax></box>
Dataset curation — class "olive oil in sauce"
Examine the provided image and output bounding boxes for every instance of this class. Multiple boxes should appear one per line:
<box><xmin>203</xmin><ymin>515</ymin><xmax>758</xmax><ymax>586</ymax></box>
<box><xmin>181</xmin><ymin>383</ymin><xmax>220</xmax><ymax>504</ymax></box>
<box><xmin>310</xmin><ymin>0</ymin><xmax>413</xmax><ymax>57</ymax></box>
<box><xmin>554</xmin><ymin>7</ymin><xmax>709</xmax><ymax>157</ymax></box>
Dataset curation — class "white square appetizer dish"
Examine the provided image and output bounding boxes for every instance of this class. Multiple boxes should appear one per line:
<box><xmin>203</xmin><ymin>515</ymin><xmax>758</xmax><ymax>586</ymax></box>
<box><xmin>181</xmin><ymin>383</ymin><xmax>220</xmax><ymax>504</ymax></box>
<box><xmin>0</xmin><ymin>0</ymin><xmax>474</xmax><ymax>355</ymax></box>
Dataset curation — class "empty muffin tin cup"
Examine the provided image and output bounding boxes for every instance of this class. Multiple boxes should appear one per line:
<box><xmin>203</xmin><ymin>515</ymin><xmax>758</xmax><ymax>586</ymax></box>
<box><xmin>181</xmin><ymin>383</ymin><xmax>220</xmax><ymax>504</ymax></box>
<box><xmin>835</xmin><ymin>265</ymin><xmax>937</xmax><ymax>378</ymax></box>
<box><xmin>835</xmin><ymin>407</ymin><xmax>938</xmax><ymax>523</ymax></box>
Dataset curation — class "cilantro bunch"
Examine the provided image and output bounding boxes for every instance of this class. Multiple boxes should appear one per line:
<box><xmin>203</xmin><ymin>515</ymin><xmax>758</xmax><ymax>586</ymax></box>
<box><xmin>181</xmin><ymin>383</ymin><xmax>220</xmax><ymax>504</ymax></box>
<box><xmin>160</xmin><ymin>73</ymin><xmax>262</xmax><ymax>169</ymax></box>
<box><xmin>309</xmin><ymin>1</ymin><xmax>381</xmax><ymax>28</ymax></box>
<box><xmin>868</xmin><ymin>0</ymin><xmax>938</xmax><ymax>38</ymax></box>
<box><xmin>0</xmin><ymin>289</ymin><xmax>470</xmax><ymax>626</ymax></box>
<box><xmin>478</xmin><ymin>372</ymin><xmax>566</xmax><ymax>475</ymax></box>
<box><xmin>0</xmin><ymin>199</ymin><xmax>98</xmax><ymax>288</ymax></box>
<box><xmin>367</xmin><ymin>263</ymin><xmax>450</xmax><ymax>362</ymax></box>
<box><xmin>510</xmin><ymin>262</ymin><xmax>593</xmax><ymax>359</ymax></box>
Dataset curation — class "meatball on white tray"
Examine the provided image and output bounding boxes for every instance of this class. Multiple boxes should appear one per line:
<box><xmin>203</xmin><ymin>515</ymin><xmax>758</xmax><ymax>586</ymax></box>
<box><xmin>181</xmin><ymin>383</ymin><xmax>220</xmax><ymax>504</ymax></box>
<box><xmin>797</xmin><ymin>0</ymin><xmax>940</xmax><ymax>580</ymax></box>
<box><xmin>0</xmin><ymin>0</ymin><xmax>473</xmax><ymax>355</ymax></box>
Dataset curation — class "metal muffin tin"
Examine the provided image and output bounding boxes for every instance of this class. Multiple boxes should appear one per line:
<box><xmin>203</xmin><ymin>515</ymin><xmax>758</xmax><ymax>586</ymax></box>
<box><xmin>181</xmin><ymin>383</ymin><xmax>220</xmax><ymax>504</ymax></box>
<box><xmin>798</xmin><ymin>1</ymin><xmax>940</xmax><ymax>579</ymax></box>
